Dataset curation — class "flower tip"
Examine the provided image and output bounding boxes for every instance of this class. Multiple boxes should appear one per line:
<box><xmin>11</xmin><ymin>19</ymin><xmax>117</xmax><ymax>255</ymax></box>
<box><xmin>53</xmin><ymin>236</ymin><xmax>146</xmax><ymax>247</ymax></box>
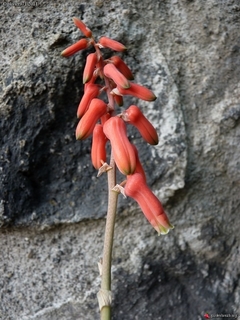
<box><xmin>61</xmin><ymin>50</ymin><xmax>67</xmax><ymax>57</ymax></box>
<box><xmin>151</xmin><ymin>94</ymin><xmax>157</xmax><ymax>101</ymax></box>
<box><xmin>82</xmin><ymin>77</ymin><xmax>88</xmax><ymax>84</ymax></box>
<box><xmin>157</xmin><ymin>223</ymin><xmax>174</xmax><ymax>236</ymax></box>
<box><xmin>152</xmin><ymin>137</ymin><xmax>159</xmax><ymax>145</ymax></box>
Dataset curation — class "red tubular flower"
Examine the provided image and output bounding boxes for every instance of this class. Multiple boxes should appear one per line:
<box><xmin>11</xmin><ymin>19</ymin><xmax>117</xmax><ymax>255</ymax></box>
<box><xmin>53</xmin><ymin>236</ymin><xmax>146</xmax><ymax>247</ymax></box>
<box><xmin>122</xmin><ymin>105</ymin><xmax>159</xmax><ymax>145</ymax></box>
<box><xmin>117</xmin><ymin>82</ymin><xmax>157</xmax><ymax>101</ymax></box>
<box><xmin>91</xmin><ymin>124</ymin><xmax>108</xmax><ymax>169</ymax></box>
<box><xmin>72</xmin><ymin>17</ymin><xmax>92</xmax><ymax>38</ymax></box>
<box><xmin>98</xmin><ymin>36</ymin><xmax>126</xmax><ymax>52</ymax></box>
<box><xmin>124</xmin><ymin>173</ymin><xmax>174</xmax><ymax>235</ymax></box>
<box><xmin>103</xmin><ymin>116</ymin><xmax>136</xmax><ymax>175</ymax></box>
<box><xmin>104</xmin><ymin>63</ymin><xmax>130</xmax><ymax>89</ymax></box>
<box><xmin>77</xmin><ymin>83</ymin><xmax>101</xmax><ymax>118</ymax></box>
<box><xmin>83</xmin><ymin>52</ymin><xmax>98</xmax><ymax>84</ymax></box>
<box><xmin>108</xmin><ymin>56</ymin><xmax>134</xmax><ymax>80</ymax></box>
<box><xmin>76</xmin><ymin>98</ymin><xmax>107</xmax><ymax>140</ymax></box>
<box><xmin>61</xmin><ymin>38</ymin><xmax>90</xmax><ymax>57</ymax></box>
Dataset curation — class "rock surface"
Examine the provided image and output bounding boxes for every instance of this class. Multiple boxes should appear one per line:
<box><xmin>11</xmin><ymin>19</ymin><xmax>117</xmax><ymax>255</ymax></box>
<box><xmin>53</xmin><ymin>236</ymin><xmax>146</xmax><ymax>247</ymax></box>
<box><xmin>0</xmin><ymin>0</ymin><xmax>239</xmax><ymax>319</ymax></box>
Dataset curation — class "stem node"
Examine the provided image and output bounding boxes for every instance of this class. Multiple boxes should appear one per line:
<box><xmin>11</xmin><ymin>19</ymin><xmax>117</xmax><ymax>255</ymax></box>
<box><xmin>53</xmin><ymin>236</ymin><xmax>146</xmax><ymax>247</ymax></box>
<box><xmin>97</xmin><ymin>289</ymin><xmax>112</xmax><ymax>311</ymax></box>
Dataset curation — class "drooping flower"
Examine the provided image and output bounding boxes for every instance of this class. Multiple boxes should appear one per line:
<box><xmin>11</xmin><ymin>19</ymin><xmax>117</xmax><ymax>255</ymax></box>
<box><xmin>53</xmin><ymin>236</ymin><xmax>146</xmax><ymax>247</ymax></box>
<box><xmin>103</xmin><ymin>63</ymin><xmax>130</xmax><ymax>89</ymax></box>
<box><xmin>124</xmin><ymin>173</ymin><xmax>174</xmax><ymax>235</ymax></box>
<box><xmin>76</xmin><ymin>98</ymin><xmax>107</xmax><ymax>140</ymax></box>
<box><xmin>115</xmin><ymin>82</ymin><xmax>157</xmax><ymax>101</ymax></box>
<box><xmin>103</xmin><ymin>116</ymin><xmax>136</xmax><ymax>175</ymax></box>
<box><xmin>98</xmin><ymin>36</ymin><xmax>126</xmax><ymax>52</ymax></box>
<box><xmin>122</xmin><ymin>105</ymin><xmax>159</xmax><ymax>145</ymax></box>
<box><xmin>91</xmin><ymin>124</ymin><xmax>108</xmax><ymax>169</ymax></box>
<box><xmin>61</xmin><ymin>38</ymin><xmax>90</xmax><ymax>57</ymax></box>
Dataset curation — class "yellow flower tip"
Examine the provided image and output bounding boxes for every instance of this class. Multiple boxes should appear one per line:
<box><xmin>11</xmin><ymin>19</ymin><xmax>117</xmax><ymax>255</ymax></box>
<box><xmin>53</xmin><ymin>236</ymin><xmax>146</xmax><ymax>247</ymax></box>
<box><xmin>61</xmin><ymin>50</ymin><xmax>67</xmax><ymax>57</ymax></box>
<box><xmin>157</xmin><ymin>224</ymin><xmax>174</xmax><ymax>236</ymax></box>
<box><xmin>83</xmin><ymin>77</ymin><xmax>88</xmax><ymax>84</ymax></box>
<box><xmin>156</xmin><ymin>222</ymin><xmax>174</xmax><ymax>236</ymax></box>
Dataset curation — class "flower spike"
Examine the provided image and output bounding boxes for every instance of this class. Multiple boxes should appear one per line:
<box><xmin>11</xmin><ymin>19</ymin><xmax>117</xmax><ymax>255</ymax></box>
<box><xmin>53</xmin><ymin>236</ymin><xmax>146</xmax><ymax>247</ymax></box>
<box><xmin>103</xmin><ymin>117</ymin><xmax>136</xmax><ymax>175</ymax></box>
<box><xmin>122</xmin><ymin>105</ymin><xmax>159</xmax><ymax>145</ymax></box>
<box><xmin>61</xmin><ymin>38</ymin><xmax>90</xmax><ymax>57</ymax></box>
<box><xmin>73</xmin><ymin>17</ymin><xmax>92</xmax><ymax>38</ymax></box>
<box><xmin>117</xmin><ymin>82</ymin><xmax>157</xmax><ymax>101</ymax></box>
<box><xmin>98</xmin><ymin>37</ymin><xmax>126</xmax><ymax>52</ymax></box>
<box><xmin>125</xmin><ymin>173</ymin><xmax>174</xmax><ymax>235</ymax></box>
<box><xmin>76</xmin><ymin>98</ymin><xmax>107</xmax><ymax>140</ymax></box>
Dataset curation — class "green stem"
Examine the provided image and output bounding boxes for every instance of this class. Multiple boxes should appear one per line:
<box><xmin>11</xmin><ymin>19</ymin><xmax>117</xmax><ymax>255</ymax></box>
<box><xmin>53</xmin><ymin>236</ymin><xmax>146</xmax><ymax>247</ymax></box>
<box><xmin>99</xmin><ymin>152</ymin><xmax>118</xmax><ymax>320</ymax></box>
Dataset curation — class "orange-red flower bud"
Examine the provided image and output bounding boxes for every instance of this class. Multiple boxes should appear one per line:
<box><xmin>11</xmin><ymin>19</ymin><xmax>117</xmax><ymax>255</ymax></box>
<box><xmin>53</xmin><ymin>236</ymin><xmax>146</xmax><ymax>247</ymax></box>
<box><xmin>76</xmin><ymin>98</ymin><xmax>107</xmax><ymax>140</ymax></box>
<box><xmin>117</xmin><ymin>82</ymin><xmax>157</xmax><ymax>101</ymax></box>
<box><xmin>61</xmin><ymin>38</ymin><xmax>89</xmax><ymax>57</ymax></box>
<box><xmin>98</xmin><ymin>37</ymin><xmax>126</xmax><ymax>52</ymax></box>
<box><xmin>83</xmin><ymin>52</ymin><xmax>98</xmax><ymax>84</ymax></box>
<box><xmin>109</xmin><ymin>56</ymin><xmax>134</xmax><ymax>80</ymax></box>
<box><xmin>103</xmin><ymin>117</ymin><xmax>136</xmax><ymax>175</ymax></box>
<box><xmin>125</xmin><ymin>173</ymin><xmax>174</xmax><ymax>235</ymax></box>
<box><xmin>122</xmin><ymin>105</ymin><xmax>159</xmax><ymax>145</ymax></box>
<box><xmin>91</xmin><ymin>124</ymin><xmax>108</xmax><ymax>169</ymax></box>
<box><xmin>104</xmin><ymin>63</ymin><xmax>130</xmax><ymax>89</ymax></box>
<box><xmin>77</xmin><ymin>83</ymin><xmax>100</xmax><ymax>118</ymax></box>
<box><xmin>72</xmin><ymin>17</ymin><xmax>92</xmax><ymax>38</ymax></box>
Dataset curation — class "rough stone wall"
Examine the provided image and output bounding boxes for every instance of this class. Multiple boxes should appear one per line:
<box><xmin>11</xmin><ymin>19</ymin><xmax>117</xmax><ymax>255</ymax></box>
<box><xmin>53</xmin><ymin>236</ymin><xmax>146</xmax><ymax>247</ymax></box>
<box><xmin>0</xmin><ymin>1</ymin><xmax>239</xmax><ymax>319</ymax></box>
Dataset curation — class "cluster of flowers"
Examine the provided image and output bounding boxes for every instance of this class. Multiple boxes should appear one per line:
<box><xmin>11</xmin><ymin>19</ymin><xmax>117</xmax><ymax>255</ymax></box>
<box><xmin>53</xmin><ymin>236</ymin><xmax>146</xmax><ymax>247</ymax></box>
<box><xmin>61</xmin><ymin>18</ymin><xmax>173</xmax><ymax>235</ymax></box>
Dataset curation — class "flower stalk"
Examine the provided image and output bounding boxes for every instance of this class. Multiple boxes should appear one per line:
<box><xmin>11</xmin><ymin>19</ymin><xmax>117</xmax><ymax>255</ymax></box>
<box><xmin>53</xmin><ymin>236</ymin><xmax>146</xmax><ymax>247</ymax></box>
<box><xmin>98</xmin><ymin>152</ymin><xmax>118</xmax><ymax>320</ymax></box>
